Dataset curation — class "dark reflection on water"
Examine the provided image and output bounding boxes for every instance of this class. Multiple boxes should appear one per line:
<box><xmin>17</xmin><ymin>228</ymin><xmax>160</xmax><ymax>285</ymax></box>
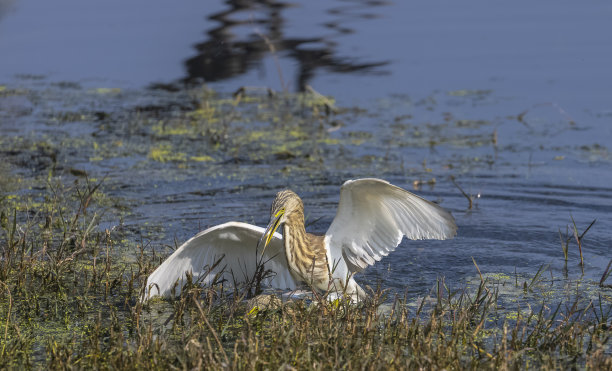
<box><xmin>0</xmin><ymin>0</ymin><xmax>16</xmax><ymax>21</ymax></box>
<box><xmin>183</xmin><ymin>0</ymin><xmax>388</xmax><ymax>90</ymax></box>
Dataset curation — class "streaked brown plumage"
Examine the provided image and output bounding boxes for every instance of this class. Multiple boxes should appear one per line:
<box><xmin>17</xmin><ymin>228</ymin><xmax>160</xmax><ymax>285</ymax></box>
<box><xmin>268</xmin><ymin>190</ymin><xmax>331</xmax><ymax>290</ymax></box>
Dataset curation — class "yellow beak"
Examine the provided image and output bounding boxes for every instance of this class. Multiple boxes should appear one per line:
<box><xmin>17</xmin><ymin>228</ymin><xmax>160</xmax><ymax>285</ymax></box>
<box><xmin>258</xmin><ymin>209</ymin><xmax>284</xmax><ymax>256</ymax></box>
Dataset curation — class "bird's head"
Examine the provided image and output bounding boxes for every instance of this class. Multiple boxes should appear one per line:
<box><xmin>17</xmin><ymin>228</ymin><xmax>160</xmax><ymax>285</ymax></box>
<box><xmin>259</xmin><ymin>190</ymin><xmax>303</xmax><ymax>253</ymax></box>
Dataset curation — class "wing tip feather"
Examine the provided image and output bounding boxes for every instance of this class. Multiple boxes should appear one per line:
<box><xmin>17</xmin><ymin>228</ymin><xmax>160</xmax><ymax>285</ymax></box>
<box><xmin>329</xmin><ymin>178</ymin><xmax>458</xmax><ymax>274</ymax></box>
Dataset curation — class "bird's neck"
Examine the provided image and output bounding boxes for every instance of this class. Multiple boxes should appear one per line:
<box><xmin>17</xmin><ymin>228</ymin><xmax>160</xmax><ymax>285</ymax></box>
<box><xmin>282</xmin><ymin>211</ymin><xmax>330</xmax><ymax>288</ymax></box>
<box><xmin>283</xmin><ymin>212</ymin><xmax>307</xmax><ymax>247</ymax></box>
<box><xmin>282</xmin><ymin>211</ymin><xmax>308</xmax><ymax>271</ymax></box>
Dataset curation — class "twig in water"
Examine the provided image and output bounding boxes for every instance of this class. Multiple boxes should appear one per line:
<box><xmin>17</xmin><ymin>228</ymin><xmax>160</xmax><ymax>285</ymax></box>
<box><xmin>450</xmin><ymin>176</ymin><xmax>476</xmax><ymax>210</ymax></box>
<box><xmin>558</xmin><ymin>226</ymin><xmax>571</xmax><ymax>261</ymax></box>
<box><xmin>570</xmin><ymin>214</ymin><xmax>596</xmax><ymax>267</ymax></box>
<box><xmin>305</xmin><ymin>85</ymin><xmax>337</xmax><ymax>115</ymax></box>
<box><xmin>517</xmin><ymin>102</ymin><xmax>576</xmax><ymax>126</ymax></box>
<box><xmin>600</xmin><ymin>259</ymin><xmax>612</xmax><ymax>287</ymax></box>
<box><xmin>472</xmin><ymin>257</ymin><xmax>484</xmax><ymax>283</ymax></box>
<box><xmin>526</xmin><ymin>264</ymin><xmax>549</xmax><ymax>292</ymax></box>
<box><xmin>254</xmin><ymin>29</ymin><xmax>287</xmax><ymax>93</ymax></box>
<box><xmin>75</xmin><ymin>174</ymin><xmax>107</xmax><ymax>215</ymax></box>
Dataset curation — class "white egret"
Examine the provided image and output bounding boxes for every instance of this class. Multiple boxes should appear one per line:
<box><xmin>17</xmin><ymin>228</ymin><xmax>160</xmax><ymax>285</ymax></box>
<box><xmin>144</xmin><ymin>178</ymin><xmax>457</xmax><ymax>301</ymax></box>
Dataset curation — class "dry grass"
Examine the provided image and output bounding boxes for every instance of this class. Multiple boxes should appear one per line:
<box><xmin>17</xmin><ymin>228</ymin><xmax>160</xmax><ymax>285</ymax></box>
<box><xmin>0</xmin><ymin>183</ymin><xmax>610</xmax><ymax>370</ymax></box>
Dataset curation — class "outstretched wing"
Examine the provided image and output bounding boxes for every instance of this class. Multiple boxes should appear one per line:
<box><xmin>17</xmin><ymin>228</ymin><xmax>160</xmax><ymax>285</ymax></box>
<box><xmin>144</xmin><ymin>221</ymin><xmax>298</xmax><ymax>300</ymax></box>
<box><xmin>325</xmin><ymin>178</ymin><xmax>457</xmax><ymax>273</ymax></box>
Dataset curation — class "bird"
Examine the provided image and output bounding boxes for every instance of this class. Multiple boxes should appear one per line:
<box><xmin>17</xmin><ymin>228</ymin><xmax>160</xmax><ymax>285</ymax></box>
<box><xmin>143</xmin><ymin>178</ymin><xmax>457</xmax><ymax>302</ymax></box>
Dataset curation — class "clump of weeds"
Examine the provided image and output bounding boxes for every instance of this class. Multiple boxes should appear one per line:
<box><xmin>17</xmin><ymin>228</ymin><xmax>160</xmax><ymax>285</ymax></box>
<box><xmin>1</xmin><ymin>181</ymin><xmax>610</xmax><ymax>369</ymax></box>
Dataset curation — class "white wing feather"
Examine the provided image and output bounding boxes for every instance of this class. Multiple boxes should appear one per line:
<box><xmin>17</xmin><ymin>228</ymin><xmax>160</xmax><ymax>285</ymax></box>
<box><xmin>144</xmin><ymin>221</ymin><xmax>298</xmax><ymax>300</ymax></box>
<box><xmin>326</xmin><ymin>178</ymin><xmax>457</xmax><ymax>273</ymax></box>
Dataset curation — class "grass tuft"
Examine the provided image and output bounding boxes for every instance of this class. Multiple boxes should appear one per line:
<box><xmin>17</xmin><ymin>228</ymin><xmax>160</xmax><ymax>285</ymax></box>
<box><xmin>0</xmin><ymin>182</ymin><xmax>610</xmax><ymax>369</ymax></box>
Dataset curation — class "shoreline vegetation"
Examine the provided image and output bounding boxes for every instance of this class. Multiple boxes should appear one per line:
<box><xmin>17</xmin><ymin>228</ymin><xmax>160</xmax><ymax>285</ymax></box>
<box><xmin>0</xmin><ymin>84</ymin><xmax>610</xmax><ymax>368</ymax></box>
<box><xmin>0</xmin><ymin>171</ymin><xmax>609</xmax><ymax>369</ymax></box>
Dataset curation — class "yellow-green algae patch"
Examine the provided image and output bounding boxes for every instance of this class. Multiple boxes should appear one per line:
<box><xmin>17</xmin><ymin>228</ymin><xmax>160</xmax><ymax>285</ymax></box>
<box><xmin>190</xmin><ymin>155</ymin><xmax>215</xmax><ymax>162</ymax></box>
<box><xmin>148</xmin><ymin>144</ymin><xmax>187</xmax><ymax>163</ymax></box>
<box><xmin>152</xmin><ymin>120</ymin><xmax>195</xmax><ymax>136</ymax></box>
<box><xmin>91</xmin><ymin>88</ymin><xmax>121</xmax><ymax>94</ymax></box>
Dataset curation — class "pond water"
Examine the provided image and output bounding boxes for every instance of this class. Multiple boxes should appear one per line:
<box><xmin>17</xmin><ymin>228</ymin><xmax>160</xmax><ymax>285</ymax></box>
<box><xmin>0</xmin><ymin>0</ymin><xmax>611</xmax><ymax>299</ymax></box>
